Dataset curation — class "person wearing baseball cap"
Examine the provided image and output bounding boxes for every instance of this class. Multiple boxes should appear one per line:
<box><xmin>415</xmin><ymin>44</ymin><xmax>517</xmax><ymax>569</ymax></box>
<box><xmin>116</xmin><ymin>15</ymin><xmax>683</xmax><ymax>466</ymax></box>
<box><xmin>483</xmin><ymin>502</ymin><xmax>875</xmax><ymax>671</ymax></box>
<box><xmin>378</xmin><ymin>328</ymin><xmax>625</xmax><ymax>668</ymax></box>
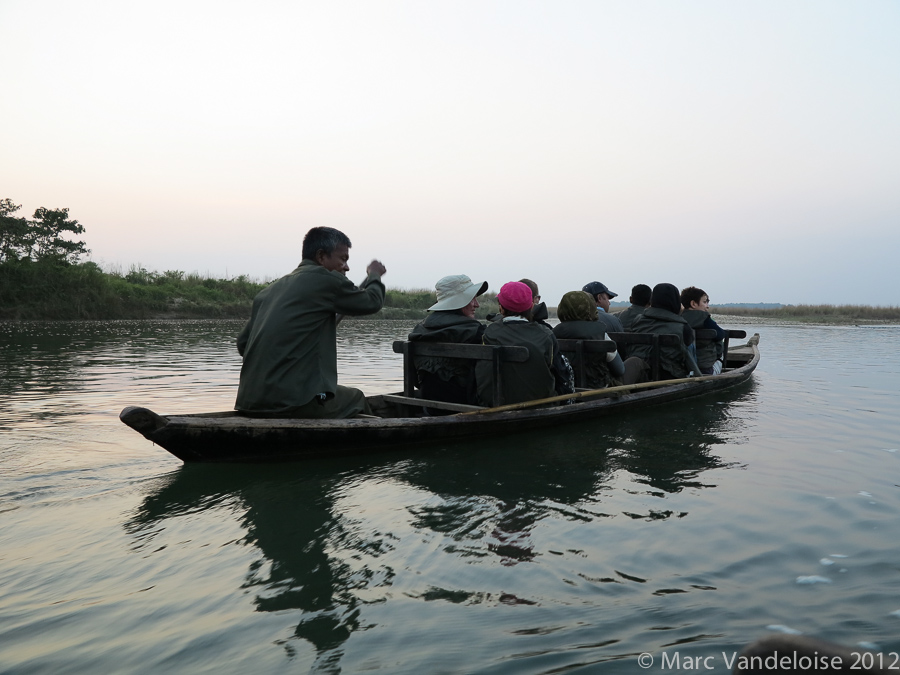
<box><xmin>582</xmin><ymin>281</ymin><xmax>624</xmax><ymax>333</ymax></box>
<box><xmin>475</xmin><ymin>281</ymin><xmax>555</xmax><ymax>407</ymax></box>
<box><xmin>408</xmin><ymin>274</ymin><xmax>489</xmax><ymax>412</ymax></box>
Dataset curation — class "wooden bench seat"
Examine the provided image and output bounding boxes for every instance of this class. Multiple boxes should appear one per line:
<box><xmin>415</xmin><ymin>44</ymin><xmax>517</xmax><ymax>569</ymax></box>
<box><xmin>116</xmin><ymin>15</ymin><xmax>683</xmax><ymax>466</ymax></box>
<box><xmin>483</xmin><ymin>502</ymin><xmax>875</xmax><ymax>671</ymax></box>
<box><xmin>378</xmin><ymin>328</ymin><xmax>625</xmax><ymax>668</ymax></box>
<box><xmin>555</xmin><ymin>338</ymin><xmax>617</xmax><ymax>389</ymax></box>
<box><xmin>607</xmin><ymin>332</ymin><xmax>680</xmax><ymax>381</ymax></box>
<box><xmin>693</xmin><ymin>328</ymin><xmax>746</xmax><ymax>368</ymax></box>
<box><xmin>389</xmin><ymin>328</ymin><xmax>749</xmax><ymax>415</ymax></box>
<box><xmin>607</xmin><ymin>329</ymin><xmax>746</xmax><ymax>377</ymax></box>
<box><xmin>391</xmin><ymin>340</ymin><xmax>529</xmax><ymax>409</ymax></box>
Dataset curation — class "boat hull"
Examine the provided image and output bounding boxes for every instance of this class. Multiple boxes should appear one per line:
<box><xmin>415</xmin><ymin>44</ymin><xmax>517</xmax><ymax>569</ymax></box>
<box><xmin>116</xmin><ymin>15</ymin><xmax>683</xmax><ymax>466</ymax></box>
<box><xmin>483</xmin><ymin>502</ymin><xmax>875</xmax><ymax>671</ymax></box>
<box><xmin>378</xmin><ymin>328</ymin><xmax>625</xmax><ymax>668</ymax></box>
<box><xmin>120</xmin><ymin>344</ymin><xmax>760</xmax><ymax>462</ymax></box>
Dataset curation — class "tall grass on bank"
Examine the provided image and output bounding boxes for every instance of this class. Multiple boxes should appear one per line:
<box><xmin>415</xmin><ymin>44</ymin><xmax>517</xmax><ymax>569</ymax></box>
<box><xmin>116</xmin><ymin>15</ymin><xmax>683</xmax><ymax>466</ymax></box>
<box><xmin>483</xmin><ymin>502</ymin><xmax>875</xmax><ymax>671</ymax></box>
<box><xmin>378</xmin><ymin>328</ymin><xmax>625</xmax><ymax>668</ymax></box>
<box><xmin>0</xmin><ymin>260</ymin><xmax>267</xmax><ymax>320</ymax></box>
<box><xmin>711</xmin><ymin>304</ymin><xmax>900</xmax><ymax>323</ymax></box>
<box><xmin>1</xmin><ymin>260</ymin><xmax>503</xmax><ymax>321</ymax></box>
<box><xmin>12</xmin><ymin>262</ymin><xmax>891</xmax><ymax>324</ymax></box>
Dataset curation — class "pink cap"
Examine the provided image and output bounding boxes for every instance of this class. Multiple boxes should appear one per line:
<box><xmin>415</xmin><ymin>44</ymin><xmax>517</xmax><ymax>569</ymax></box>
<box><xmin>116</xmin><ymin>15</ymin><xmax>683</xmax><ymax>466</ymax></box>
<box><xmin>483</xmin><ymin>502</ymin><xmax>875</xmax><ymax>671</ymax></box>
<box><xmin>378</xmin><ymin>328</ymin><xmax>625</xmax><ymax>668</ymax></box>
<box><xmin>497</xmin><ymin>281</ymin><xmax>533</xmax><ymax>313</ymax></box>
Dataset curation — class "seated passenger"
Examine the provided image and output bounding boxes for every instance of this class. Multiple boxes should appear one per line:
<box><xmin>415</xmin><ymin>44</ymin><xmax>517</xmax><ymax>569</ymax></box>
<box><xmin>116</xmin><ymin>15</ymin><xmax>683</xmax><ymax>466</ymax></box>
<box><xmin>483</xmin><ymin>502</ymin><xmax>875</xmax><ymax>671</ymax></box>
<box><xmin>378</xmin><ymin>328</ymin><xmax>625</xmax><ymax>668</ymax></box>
<box><xmin>680</xmin><ymin>286</ymin><xmax>727</xmax><ymax>375</ymax></box>
<box><xmin>617</xmin><ymin>284</ymin><xmax>652</xmax><ymax>332</ymax></box>
<box><xmin>408</xmin><ymin>274</ymin><xmax>488</xmax><ymax>411</ymax></box>
<box><xmin>235</xmin><ymin>226</ymin><xmax>386</xmax><ymax>418</ymax></box>
<box><xmin>629</xmin><ymin>283</ymin><xmax>701</xmax><ymax>380</ymax></box>
<box><xmin>552</xmin><ymin>291</ymin><xmax>627</xmax><ymax>390</ymax></box>
<box><xmin>582</xmin><ymin>281</ymin><xmax>625</xmax><ymax>333</ymax></box>
<box><xmin>476</xmin><ymin>282</ymin><xmax>555</xmax><ymax>407</ymax></box>
<box><xmin>519</xmin><ymin>278</ymin><xmax>574</xmax><ymax>397</ymax></box>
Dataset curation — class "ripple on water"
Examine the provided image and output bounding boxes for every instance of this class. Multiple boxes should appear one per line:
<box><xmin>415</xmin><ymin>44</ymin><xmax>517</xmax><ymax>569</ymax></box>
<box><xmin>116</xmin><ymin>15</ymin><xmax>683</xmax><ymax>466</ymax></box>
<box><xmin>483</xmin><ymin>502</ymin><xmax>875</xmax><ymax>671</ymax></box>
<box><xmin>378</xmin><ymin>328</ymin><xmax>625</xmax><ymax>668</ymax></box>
<box><xmin>767</xmin><ymin>624</ymin><xmax>803</xmax><ymax>635</ymax></box>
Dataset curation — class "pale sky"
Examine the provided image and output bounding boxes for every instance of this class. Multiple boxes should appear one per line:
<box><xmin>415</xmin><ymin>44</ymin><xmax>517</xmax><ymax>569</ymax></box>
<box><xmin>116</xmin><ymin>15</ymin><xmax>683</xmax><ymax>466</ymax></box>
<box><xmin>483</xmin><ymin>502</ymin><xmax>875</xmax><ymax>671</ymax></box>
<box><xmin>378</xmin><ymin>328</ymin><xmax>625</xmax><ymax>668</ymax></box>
<box><xmin>2</xmin><ymin>1</ymin><xmax>898</xmax><ymax>306</ymax></box>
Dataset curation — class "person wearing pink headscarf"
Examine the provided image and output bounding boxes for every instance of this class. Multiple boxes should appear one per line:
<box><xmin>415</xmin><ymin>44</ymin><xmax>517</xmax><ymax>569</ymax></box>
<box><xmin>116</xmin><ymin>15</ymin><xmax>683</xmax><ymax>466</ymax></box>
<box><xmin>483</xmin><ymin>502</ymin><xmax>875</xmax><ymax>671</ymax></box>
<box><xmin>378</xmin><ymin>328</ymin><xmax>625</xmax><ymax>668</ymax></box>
<box><xmin>475</xmin><ymin>281</ymin><xmax>556</xmax><ymax>407</ymax></box>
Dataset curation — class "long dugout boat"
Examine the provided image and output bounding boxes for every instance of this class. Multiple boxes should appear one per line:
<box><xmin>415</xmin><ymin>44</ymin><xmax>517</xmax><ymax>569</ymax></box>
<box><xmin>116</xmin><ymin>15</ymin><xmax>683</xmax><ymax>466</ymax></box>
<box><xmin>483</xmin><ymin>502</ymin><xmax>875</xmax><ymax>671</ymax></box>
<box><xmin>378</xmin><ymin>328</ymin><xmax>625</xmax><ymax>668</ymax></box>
<box><xmin>120</xmin><ymin>333</ymin><xmax>760</xmax><ymax>463</ymax></box>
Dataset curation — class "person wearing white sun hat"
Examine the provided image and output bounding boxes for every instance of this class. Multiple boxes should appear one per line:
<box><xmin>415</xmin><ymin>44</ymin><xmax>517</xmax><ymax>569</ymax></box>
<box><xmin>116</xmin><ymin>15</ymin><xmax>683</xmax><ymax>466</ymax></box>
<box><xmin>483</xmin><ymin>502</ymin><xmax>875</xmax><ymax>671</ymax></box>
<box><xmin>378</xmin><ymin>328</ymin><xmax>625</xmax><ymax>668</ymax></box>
<box><xmin>408</xmin><ymin>274</ymin><xmax>489</xmax><ymax>413</ymax></box>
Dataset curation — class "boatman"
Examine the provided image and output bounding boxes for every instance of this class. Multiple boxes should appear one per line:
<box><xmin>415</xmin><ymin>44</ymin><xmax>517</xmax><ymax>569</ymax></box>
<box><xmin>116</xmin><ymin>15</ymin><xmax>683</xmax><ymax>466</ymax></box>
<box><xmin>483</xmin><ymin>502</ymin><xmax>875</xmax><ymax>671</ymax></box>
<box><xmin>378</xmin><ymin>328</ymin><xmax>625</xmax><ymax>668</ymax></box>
<box><xmin>235</xmin><ymin>227</ymin><xmax>387</xmax><ymax>418</ymax></box>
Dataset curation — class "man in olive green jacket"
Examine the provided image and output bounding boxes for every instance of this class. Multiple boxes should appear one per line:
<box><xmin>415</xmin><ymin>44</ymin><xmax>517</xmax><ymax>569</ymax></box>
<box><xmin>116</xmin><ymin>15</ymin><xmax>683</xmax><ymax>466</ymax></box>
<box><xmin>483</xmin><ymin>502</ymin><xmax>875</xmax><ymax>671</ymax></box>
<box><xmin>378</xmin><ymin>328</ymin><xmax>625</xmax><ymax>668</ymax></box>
<box><xmin>235</xmin><ymin>227</ymin><xmax>386</xmax><ymax>418</ymax></box>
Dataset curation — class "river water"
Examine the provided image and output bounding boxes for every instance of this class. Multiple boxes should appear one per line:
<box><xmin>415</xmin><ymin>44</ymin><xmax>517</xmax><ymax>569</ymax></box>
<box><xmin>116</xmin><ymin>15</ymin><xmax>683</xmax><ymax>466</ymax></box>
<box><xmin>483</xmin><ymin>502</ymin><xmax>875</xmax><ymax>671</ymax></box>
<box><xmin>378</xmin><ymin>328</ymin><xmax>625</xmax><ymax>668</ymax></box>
<box><xmin>2</xmin><ymin>319</ymin><xmax>899</xmax><ymax>674</ymax></box>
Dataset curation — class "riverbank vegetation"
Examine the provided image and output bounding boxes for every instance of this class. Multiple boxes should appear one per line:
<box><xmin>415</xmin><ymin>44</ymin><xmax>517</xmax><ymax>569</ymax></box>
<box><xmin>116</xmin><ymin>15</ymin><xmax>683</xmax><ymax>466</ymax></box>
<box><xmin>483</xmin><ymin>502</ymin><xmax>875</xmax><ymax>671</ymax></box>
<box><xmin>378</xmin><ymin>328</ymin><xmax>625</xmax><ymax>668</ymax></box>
<box><xmin>709</xmin><ymin>304</ymin><xmax>900</xmax><ymax>324</ymax></box>
<box><xmin>2</xmin><ymin>198</ymin><xmax>894</xmax><ymax>323</ymax></box>
<box><xmin>0</xmin><ymin>256</ymin><xmax>499</xmax><ymax>321</ymax></box>
<box><xmin>0</xmin><ymin>258</ymin><xmax>269</xmax><ymax>320</ymax></box>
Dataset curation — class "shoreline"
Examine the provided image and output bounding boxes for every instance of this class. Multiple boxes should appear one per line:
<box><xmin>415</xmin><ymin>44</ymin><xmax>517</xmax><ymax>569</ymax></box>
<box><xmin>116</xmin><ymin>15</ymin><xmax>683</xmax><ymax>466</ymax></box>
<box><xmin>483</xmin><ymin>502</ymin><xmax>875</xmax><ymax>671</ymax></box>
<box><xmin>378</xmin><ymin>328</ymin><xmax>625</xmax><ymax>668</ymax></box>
<box><xmin>2</xmin><ymin>312</ymin><xmax>898</xmax><ymax>326</ymax></box>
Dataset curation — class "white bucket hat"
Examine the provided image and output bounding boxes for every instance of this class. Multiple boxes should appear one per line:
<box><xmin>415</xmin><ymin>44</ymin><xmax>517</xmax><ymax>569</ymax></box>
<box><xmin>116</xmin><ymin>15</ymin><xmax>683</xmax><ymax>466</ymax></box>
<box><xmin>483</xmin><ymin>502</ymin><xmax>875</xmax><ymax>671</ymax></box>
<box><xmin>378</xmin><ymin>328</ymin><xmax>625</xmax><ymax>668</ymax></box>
<box><xmin>428</xmin><ymin>274</ymin><xmax>489</xmax><ymax>312</ymax></box>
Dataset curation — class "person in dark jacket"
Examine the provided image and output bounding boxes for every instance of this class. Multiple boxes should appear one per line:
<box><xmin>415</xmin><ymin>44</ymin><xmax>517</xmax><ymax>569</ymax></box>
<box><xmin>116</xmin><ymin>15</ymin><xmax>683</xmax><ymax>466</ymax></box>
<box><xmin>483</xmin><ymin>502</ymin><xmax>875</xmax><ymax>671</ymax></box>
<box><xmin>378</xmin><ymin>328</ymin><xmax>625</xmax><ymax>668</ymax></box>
<box><xmin>629</xmin><ymin>283</ymin><xmax>701</xmax><ymax>380</ymax></box>
<box><xmin>582</xmin><ymin>281</ymin><xmax>625</xmax><ymax>333</ymax></box>
<box><xmin>519</xmin><ymin>278</ymin><xmax>574</xmax><ymax>398</ymax></box>
<box><xmin>680</xmin><ymin>286</ymin><xmax>727</xmax><ymax>375</ymax></box>
<box><xmin>235</xmin><ymin>227</ymin><xmax>386</xmax><ymax>418</ymax></box>
<box><xmin>408</xmin><ymin>274</ymin><xmax>488</xmax><ymax>412</ymax></box>
<box><xmin>617</xmin><ymin>284</ymin><xmax>652</xmax><ymax>333</ymax></box>
<box><xmin>476</xmin><ymin>282</ymin><xmax>555</xmax><ymax>407</ymax></box>
<box><xmin>552</xmin><ymin>290</ymin><xmax>627</xmax><ymax>389</ymax></box>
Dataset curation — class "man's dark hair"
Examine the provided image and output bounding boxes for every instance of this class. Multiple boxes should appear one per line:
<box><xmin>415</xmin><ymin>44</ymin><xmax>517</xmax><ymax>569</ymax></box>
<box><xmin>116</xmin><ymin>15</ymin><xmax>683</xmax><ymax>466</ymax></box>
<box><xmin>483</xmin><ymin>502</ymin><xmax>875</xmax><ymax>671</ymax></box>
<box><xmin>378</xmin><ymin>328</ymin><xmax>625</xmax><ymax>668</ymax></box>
<box><xmin>630</xmin><ymin>284</ymin><xmax>652</xmax><ymax>307</ymax></box>
<box><xmin>680</xmin><ymin>286</ymin><xmax>707</xmax><ymax>310</ymax></box>
<box><xmin>302</xmin><ymin>227</ymin><xmax>352</xmax><ymax>261</ymax></box>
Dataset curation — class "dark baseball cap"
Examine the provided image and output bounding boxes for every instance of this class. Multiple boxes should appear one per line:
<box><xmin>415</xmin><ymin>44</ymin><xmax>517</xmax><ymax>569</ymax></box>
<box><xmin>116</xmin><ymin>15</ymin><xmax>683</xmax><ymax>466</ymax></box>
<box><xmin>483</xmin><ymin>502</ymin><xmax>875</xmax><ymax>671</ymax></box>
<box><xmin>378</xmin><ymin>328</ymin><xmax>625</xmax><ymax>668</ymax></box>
<box><xmin>582</xmin><ymin>281</ymin><xmax>617</xmax><ymax>298</ymax></box>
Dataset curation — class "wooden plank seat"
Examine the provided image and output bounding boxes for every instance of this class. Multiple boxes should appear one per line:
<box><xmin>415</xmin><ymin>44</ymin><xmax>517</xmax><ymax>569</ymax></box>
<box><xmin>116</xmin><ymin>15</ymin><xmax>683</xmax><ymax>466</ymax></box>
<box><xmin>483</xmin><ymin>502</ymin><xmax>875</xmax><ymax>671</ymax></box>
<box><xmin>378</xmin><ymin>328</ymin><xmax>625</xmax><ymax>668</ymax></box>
<box><xmin>693</xmin><ymin>328</ymin><xmax>747</xmax><ymax>370</ymax></box>
<box><xmin>388</xmin><ymin>329</ymin><xmax>749</xmax><ymax>415</ymax></box>
<box><xmin>390</xmin><ymin>340</ymin><xmax>530</xmax><ymax>410</ymax></box>
<box><xmin>607</xmin><ymin>329</ymin><xmax>746</xmax><ymax>378</ymax></box>
<box><xmin>554</xmin><ymin>338</ymin><xmax>618</xmax><ymax>389</ymax></box>
<box><xmin>606</xmin><ymin>332</ymin><xmax>680</xmax><ymax>381</ymax></box>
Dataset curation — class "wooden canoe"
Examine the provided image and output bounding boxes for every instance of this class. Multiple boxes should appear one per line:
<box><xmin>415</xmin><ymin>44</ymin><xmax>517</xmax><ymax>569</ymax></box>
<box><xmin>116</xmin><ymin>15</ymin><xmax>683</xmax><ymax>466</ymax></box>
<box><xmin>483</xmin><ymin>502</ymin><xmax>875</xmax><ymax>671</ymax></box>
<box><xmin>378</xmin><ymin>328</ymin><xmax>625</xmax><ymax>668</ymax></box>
<box><xmin>119</xmin><ymin>337</ymin><xmax>760</xmax><ymax>463</ymax></box>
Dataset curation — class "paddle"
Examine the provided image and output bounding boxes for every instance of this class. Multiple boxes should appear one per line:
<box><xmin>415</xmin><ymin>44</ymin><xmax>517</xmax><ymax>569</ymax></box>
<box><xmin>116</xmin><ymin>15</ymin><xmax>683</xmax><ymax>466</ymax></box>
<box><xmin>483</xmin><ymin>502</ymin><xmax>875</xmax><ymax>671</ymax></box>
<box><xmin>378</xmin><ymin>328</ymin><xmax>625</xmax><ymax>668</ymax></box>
<box><xmin>460</xmin><ymin>372</ymin><xmax>725</xmax><ymax>416</ymax></box>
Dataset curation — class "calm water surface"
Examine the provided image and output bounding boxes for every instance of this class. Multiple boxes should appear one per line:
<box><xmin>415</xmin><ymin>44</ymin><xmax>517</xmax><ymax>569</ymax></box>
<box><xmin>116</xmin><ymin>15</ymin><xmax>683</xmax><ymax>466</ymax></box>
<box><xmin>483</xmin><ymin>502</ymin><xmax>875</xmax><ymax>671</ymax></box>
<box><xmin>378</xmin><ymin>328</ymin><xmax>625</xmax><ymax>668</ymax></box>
<box><xmin>2</xmin><ymin>319</ymin><xmax>900</xmax><ymax>674</ymax></box>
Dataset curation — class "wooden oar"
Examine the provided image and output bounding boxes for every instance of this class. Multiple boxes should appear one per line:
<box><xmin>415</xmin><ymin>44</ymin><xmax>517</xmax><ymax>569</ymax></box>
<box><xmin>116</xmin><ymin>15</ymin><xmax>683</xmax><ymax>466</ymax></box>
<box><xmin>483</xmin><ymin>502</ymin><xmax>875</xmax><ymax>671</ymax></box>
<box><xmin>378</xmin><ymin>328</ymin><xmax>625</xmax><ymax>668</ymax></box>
<box><xmin>460</xmin><ymin>373</ymin><xmax>724</xmax><ymax>416</ymax></box>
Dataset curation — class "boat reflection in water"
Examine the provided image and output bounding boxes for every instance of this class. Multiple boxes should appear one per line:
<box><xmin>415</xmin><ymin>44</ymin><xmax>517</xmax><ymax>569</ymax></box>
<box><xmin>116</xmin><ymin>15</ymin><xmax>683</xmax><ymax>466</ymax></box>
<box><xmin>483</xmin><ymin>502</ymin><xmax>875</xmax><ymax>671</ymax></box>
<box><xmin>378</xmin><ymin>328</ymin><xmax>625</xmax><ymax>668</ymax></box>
<box><xmin>125</xmin><ymin>383</ymin><xmax>754</xmax><ymax>670</ymax></box>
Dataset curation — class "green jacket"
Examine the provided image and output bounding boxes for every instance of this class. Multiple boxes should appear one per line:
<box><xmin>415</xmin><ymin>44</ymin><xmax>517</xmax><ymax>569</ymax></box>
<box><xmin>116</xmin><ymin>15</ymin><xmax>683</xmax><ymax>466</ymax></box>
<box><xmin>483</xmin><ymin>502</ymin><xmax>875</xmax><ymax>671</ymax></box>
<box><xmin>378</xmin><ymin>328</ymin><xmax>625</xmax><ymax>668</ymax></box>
<box><xmin>681</xmin><ymin>309</ymin><xmax>724</xmax><ymax>370</ymax></box>
<box><xmin>476</xmin><ymin>318</ymin><xmax>555</xmax><ymax>407</ymax></box>
<box><xmin>630</xmin><ymin>307</ymin><xmax>700</xmax><ymax>379</ymax></box>
<box><xmin>617</xmin><ymin>304</ymin><xmax>646</xmax><ymax>333</ymax></box>
<box><xmin>408</xmin><ymin>311</ymin><xmax>485</xmax><ymax>388</ymax></box>
<box><xmin>235</xmin><ymin>260</ymin><xmax>385</xmax><ymax>414</ymax></box>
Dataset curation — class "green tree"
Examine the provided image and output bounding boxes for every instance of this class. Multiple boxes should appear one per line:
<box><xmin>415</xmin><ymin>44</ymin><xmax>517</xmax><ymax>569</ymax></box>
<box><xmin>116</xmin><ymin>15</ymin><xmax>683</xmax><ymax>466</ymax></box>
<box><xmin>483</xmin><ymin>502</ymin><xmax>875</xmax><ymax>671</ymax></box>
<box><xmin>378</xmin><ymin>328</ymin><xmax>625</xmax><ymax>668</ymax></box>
<box><xmin>0</xmin><ymin>199</ymin><xmax>89</xmax><ymax>264</ymax></box>
<box><xmin>30</xmin><ymin>206</ymin><xmax>89</xmax><ymax>263</ymax></box>
<box><xmin>0</xmin><ymin>198</ymin><xmax>30</xmax><ymax>263</ymax></box>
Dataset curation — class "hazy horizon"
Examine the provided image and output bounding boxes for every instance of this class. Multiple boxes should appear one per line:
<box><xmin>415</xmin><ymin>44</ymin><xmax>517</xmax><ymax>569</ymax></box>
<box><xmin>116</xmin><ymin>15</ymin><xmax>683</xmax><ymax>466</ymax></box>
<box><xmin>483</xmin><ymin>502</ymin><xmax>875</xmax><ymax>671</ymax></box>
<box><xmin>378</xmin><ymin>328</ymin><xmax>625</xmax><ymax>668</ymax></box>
<box><xmin>3</xmin><ymin>1</ymin><xmax>898</xmax><ymax>306</ymax></box>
